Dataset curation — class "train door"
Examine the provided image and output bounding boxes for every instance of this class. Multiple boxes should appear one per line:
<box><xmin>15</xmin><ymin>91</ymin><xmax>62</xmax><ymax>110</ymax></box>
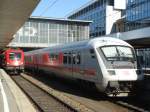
<box><xmin>72</xmin><ymin>49</ymin><xmax>85</xmax><ymax>79</ymax></box>
<box><xmin>66</xmin><ymin>52</ymin><xmax>73</xmax><ymax>77</ymax></box>
<box><xmin>33</xmin><ymin>55</ymin><xmax>38</xmax><ymax>72</ymax></box>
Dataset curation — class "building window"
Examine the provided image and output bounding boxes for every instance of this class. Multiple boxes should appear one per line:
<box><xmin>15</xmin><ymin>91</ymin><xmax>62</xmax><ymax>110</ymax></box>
<box><xmin>108</xmin><ymin>0</ymin><xmax>114</xmax><ymax>6</ymax></box>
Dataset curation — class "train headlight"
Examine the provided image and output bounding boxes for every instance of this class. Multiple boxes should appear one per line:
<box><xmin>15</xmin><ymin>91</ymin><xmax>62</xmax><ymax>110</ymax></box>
<box><xmin>107</xmin><ymin>70</ymin><xmax>116</xmax><ymax>75</ymax></box>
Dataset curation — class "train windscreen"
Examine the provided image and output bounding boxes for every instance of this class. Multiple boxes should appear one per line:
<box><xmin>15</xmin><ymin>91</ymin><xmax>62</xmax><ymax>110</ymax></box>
<box><xmin>9</xmin><ymin>52</ymin><xmax>21</xmax><ymax>60</ymax></box>
<box><xmin>101</xmin><ymin>46</ymin><xmax>135</xmax><ymax>62</ymax></box>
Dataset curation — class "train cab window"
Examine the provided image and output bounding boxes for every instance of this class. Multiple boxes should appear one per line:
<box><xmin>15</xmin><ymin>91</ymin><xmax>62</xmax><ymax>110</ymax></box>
<box><xmin>101</xmin><ymin>46</ymin><xmax>134</xmax><ymax>61</ymax></box>
<box><xmin>9</xmin><ymin>52</ymin><xmax>21</xmax><ymax>60</ymax></box>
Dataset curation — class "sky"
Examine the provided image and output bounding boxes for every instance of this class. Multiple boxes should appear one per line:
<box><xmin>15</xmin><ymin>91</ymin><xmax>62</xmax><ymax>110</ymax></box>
<box><xmin>31</xmin><ymin>0</ymin><xmax>92</xmax><ymax>18</ymax></box>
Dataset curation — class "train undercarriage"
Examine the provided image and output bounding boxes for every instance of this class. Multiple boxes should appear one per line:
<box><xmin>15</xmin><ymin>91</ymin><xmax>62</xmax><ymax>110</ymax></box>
<box><xmin>105</xmin><ymin>81</ymin><xmax>136</xmax><ymax>97</ymax></box>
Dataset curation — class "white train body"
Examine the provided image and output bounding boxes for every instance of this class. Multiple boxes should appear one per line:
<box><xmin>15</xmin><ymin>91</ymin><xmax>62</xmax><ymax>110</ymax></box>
<box><xmin>25</xmin><ymin>37</ymin><xmax>143</xmax><ymax>96</ymax></box>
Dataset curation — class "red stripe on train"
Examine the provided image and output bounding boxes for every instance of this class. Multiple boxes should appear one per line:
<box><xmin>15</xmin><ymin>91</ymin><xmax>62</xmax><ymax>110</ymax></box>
<box><xmin>25</xmin><ymin>63</ymin><xmax>96</xmax><ymax>76</ymax></box>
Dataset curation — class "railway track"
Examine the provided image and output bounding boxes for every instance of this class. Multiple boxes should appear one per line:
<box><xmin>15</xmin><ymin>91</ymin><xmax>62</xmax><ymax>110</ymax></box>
<box><xmin>114</xmin><ymin>101</ymin><xmax>148</xmax><ymax>112</ymax></box>
<box><xmin>11</xmin><ymin>75</ymin><xmax>80</xmax><ymax>112</ymax></box>
<box><xmin>15</xmin><ymin>72</ymin><xmax>149</xmax><ymax>112</ymax></box>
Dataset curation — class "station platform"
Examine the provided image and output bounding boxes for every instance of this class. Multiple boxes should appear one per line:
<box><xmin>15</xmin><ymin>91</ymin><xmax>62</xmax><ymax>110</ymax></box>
<box><xmin>0</xmin><ymin>69</ymin><xmax>36</xmax><ymax>112</ymax></box>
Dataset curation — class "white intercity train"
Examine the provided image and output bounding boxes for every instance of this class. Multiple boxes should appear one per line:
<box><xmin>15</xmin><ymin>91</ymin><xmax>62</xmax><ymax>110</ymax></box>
<box><xmin>25</xmin><ymin>37</ymin><xmax>143</xmax><ymax>96</ymax></box>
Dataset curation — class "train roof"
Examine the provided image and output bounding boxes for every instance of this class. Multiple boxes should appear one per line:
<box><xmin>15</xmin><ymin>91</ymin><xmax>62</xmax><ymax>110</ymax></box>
<box><xmin>1</xmin><ymin>48</ymin><xmax>23</xmax><ymax>53</ymax></box>
<box><xmin>88</xmin><ymin>37</ymin><xmax>132</xmax><ymax>48</ymax></box>
<box><xmin>25</xmin><ymin>37</ymin><xmax>132</xmax><ymax>54</ymax></box>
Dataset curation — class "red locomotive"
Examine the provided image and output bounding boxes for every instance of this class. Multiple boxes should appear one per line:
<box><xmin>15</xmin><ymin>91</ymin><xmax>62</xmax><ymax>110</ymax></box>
<box><xmin>0</xmin><ymin>48</ymin><xmax>24</xmax><ymax>74</ymax></box>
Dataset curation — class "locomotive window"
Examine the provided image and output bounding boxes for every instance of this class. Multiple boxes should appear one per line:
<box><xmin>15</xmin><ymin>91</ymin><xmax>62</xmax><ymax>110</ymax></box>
<box><xmin>117</xmin><ymin>47</ymin><xmax>133</xmax><ymax>58</ymax></box>
<box><xmin>0</xmin><ymin>54</ymin><xmax>4</xmax><ymax>60</ymax></box>
<box><xmin>9</xmin><ymin>52</ymin><xmax>21</xmax><ymax>60</ymax></box>
<box><xmin>102</xmin><ymin>47</ymin><xmax>117</xmax><ymax>59</ymax></box>
<box><xmin>101</xmin><ymin>46</ymin><xmax>135</xmax><ymax>61</ymax></box>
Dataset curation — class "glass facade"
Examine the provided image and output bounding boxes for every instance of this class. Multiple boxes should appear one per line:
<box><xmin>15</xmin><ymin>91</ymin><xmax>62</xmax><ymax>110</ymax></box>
<box><xmin>68</xmin><ymin>0</ymin><xmax>107</xmax><ymax>37</ymax></box>
<box><xmin>11</xmin><ymin>18</ymin><xmax>90</xmax><ymax>47</ymax></box>
<box><xmin>136</xmin><ymin>48</ymin><xmax>150</xmax><ymax>69</ymax></box>
<box><xmin>125</xmin><ymin>0</ymin><xmax>150</xmax><ymax>70</ymax></box>
<box><xmin>125</xmin><ymin>0</ymin><xmax>150</xmax><ymax>31</ymax></box>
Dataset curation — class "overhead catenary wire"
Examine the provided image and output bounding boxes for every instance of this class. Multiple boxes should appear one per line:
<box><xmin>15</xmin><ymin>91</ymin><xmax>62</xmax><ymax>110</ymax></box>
<box><xmin>40</xmin><ymin>0</ymin><xmax>60</xmax><ymax>16</ymax></box>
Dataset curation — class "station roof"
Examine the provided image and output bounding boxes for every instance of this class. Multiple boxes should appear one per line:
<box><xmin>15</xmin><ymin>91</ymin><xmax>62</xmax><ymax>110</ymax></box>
<box><xmin>107</xmin><ymin>27</ymin><xmax>150</xmax><ymax>48</ymax></box>
<box><xmin>29</xmin><ymin>16</ymin><xmax>92</xmax><ymax>24</ymax></box>
<box><xmin>0</xmin><ymin>0</ymin><xmax>40</xmax><ymax>48</ymax></box>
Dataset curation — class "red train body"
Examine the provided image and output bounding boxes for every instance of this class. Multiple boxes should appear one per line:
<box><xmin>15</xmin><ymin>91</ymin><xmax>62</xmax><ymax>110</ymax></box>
<box><xmin>0</xmin><ymin>49</ymin><xmax>24</xmax><ymax>73</ymax></box>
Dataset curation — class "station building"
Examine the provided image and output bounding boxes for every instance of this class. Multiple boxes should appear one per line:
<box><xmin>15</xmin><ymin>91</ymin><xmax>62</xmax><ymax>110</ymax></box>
<box><xmin>68</xmin><ymin>0</ymin><xmax>126</xmax><ymax>37</ymax></box>
<box><xmin>8</xmin><ymin>0</ymin><xmax>150</xmax><ymax>68</ymax></box>
<box><xmin>125</xmin><ymin>0</ymin><xmax>150</xmax><ymax>69</ymax></box>
<box><xmin>68</xmin><ymin>0</ymin><xmax>150</xmax><ymax>69</ymax></box>
<box><xmin>125</xmin><ymin>0</ymin><xmax>150</xmax><ymax>31</ymax></box>
<box><xmin>8</xmin><ymin>17</ymin><xmax>91</xmax><ymax>49</ymax></box>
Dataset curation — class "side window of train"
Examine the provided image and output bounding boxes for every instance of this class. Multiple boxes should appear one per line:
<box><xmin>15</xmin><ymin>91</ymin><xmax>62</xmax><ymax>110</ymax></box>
<box><xmin>26</xmin><ymin>56</ymin><xmax>29</xmax><ymax>62</ymax></box>
<box><xmin>73</xmin><ymin>52</ymin><xmax>81</xmax><ymax>64</ymax></box>
<box><xmin>63</xmin><ymin>53</ymin><xmax>68</xmax><ymax>64</ymax></box>
<box><xmin>68</xmin><ymin>52</ymin><xmax>72</xmax><ymax>64</ymax></box>
<box><xmin>76</xmin><ymin>53</ymin><xmax>81</xmax><ymax>64</ymax></box>
<box><xmin>49</xmin><ymin>53</ymin><xmax>58</xmax><ymax>62</ymax></box>
<box><xmin>73</xmin><ymin>53</ymin><xmax>76</xmax><ymax>64</ymax></box>
<box><xmin>30</xmin><ymin>57</ymin><xmax>32</xmax><ymax>62</ymax></box>
<box><xmin>90</xmin><ymin>49</ymin><xmax>95</xmax><ymax>58</ymax></box>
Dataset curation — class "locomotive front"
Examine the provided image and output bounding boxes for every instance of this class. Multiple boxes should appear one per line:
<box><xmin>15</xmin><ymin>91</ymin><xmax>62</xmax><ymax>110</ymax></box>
<box><xmin>94</xmin><ymin>39</ymin><xmax>143</xmax><ymax>96</ymax></box>
<box><xmin>5</xmin><ymin>49</ymin><xmax>24</xmax><ymax>73</ymax></box>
